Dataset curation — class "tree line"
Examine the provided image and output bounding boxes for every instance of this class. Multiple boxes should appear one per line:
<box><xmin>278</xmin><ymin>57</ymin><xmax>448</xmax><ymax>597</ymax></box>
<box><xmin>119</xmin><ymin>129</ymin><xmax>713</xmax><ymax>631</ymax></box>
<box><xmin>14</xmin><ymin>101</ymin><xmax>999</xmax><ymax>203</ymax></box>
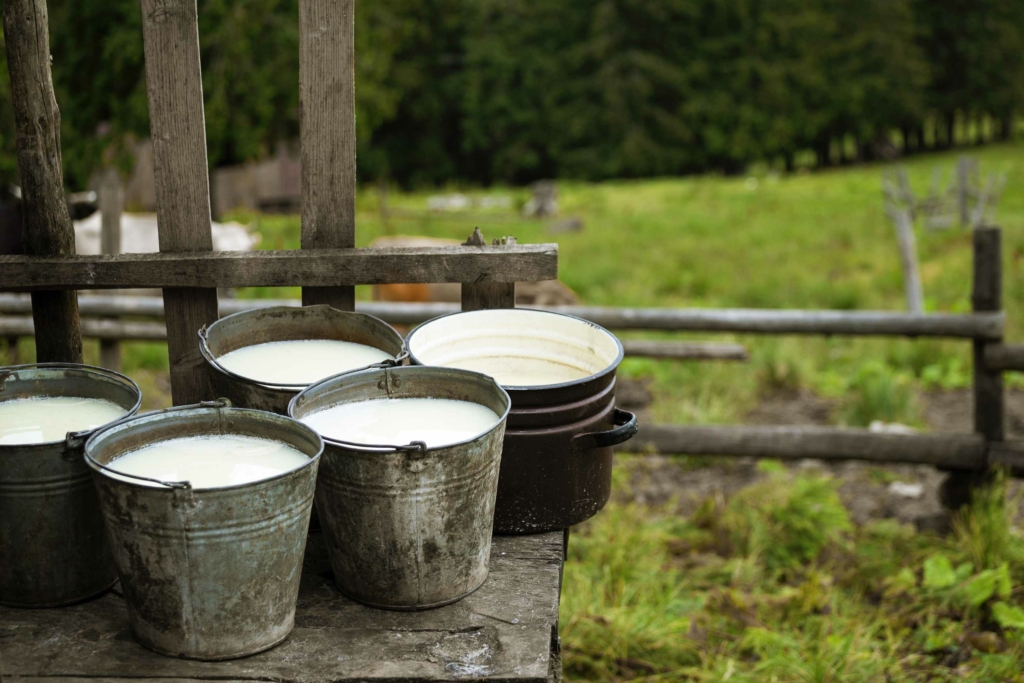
<box><xmin>1</xmin><ymin>0</ymin><xmax>1022</xmax><ymax>189</ymax></box>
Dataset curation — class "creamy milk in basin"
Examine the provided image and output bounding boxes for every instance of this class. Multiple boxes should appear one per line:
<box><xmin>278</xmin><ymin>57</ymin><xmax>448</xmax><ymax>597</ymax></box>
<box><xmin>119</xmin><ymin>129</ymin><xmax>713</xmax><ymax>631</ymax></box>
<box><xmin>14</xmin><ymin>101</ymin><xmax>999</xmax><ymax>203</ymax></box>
<box><xmin>216</xmin><ymin>339</ymin><xmax>392</xmax><ymax>386</ymax></box>
<box><xmin>0</xmin><ymin>397</ymin><xmax>127</xmax><ymax>445</ymax></box>
<box><xmin>300</xmin><ymin>397</ymin><xmax>500</xmax><ymax>448</ymax></box>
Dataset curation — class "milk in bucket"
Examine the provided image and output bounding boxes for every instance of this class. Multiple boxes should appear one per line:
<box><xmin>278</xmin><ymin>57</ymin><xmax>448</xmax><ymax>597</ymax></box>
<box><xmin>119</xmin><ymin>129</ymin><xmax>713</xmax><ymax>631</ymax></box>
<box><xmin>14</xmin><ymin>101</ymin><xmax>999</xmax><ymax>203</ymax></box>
<box><xmin>104</xmin><ymin>435</ymin><xmax>310</xmax><ymax>488</ymax></box>
<box><xmin>0</xmin><ymin>397</ymin><xmax>127</xmax><ymax>445</ymax></box>
<box><xmin>300</xmin><ymin>397</ymin><xmax>500</xmax><ymax>448</ymax></box>
<box><xmin>215</xmin><ymin>339</ymin><xmax>392</xmax><ymax>386</ymax></box>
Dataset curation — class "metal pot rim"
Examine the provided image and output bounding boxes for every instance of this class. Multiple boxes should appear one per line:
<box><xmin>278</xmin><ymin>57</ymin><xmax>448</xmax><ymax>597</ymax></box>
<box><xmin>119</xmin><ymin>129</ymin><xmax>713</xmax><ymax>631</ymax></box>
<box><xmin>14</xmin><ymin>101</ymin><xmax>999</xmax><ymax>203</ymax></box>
<box><xmin>199</xmin><ymin>305</ymin><xmax>406</xmax><ymax>392</ymax></box>
<box><xmin>84</xmin><ymin>401</ymin><xmax>324</xmax><ymax>492</ymax></box>
<box><xmin>0</xmin><ymin>362</ymin><xmax>143</xmax><ymax>447</ymax></box>
<box><xmin>405</xmin><ymin>308</ymin><xmax>625</xmax><ymax>392</ymax></box>
<box><xmin>288</xmin><ymin>365</ymin><xmax>511</xmax><ymax>454</ymax></box>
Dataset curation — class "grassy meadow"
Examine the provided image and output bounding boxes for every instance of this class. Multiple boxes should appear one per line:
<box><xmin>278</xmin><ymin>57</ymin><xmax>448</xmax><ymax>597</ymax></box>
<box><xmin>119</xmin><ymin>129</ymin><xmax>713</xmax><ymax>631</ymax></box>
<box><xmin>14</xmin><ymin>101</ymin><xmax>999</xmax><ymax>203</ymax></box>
<box><xmin>6</xmin><ymin>142</ymin><xmax>1024</xmax><ymax>680</ymax></box>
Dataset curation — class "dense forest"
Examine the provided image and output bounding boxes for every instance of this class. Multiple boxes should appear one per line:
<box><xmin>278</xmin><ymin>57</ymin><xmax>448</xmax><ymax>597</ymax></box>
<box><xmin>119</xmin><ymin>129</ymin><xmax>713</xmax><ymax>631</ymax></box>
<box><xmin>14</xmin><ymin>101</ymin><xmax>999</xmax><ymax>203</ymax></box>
<box><xmin>2</xmin><ymin>0</ymin><xmax>1023</xmax><ymax>189</ymax></box>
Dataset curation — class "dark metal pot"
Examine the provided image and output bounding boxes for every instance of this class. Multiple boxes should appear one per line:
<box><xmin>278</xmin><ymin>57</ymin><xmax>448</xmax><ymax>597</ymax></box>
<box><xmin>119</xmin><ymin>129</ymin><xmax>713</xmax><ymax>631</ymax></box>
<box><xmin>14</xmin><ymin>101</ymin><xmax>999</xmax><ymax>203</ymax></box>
<box><xmin>199</xmin><ymin>305</ymin><xmax>405</xmax><ymax>415</ymax></box>
<box><xmin>289</xmin><ymin>366</ymin><xmax>509</xmax><ymax>610</ymax></box>
<box><xmin>85</xmin><ymin>400</ymin><xmax>323</xmax><ymax>660</ymax></box>
<box><xmin>405</xmin><ymin>309</ymin><xmax>638</xmax><ymax>534</ymax></box>
<box><xmin>0</xmin><ymin>363</ymin><xmax>141</xmax><ymax>607</ymax></box>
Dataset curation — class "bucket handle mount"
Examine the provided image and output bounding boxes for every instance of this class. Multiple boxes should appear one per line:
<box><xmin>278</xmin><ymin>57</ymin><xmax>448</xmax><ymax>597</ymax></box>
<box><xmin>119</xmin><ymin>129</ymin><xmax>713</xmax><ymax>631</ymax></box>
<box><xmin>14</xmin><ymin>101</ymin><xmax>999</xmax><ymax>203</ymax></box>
<box><xmin>571</xmin><ymin>408</ymin><xmax>638</xmax><ymax>453</ymax></box>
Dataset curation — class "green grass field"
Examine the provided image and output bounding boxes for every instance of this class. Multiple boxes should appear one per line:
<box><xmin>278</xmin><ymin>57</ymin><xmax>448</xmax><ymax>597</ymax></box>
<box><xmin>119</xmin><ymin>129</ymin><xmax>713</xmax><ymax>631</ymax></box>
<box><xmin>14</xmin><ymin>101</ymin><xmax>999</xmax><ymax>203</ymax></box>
<box><xmin>6</xmin><ymin>141</ymin><xmax>1024</xmax><ymax>681</ymax></box>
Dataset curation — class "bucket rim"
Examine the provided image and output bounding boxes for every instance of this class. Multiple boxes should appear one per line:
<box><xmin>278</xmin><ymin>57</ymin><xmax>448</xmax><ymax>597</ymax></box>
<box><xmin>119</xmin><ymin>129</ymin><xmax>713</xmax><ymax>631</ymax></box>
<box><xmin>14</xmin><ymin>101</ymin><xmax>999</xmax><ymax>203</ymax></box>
<box><xmin>198</xmin><ymin>304</ymin><xmax>406</xmax><ymax>391</ymax></box>
<box><xmin>404</xmin><ymin>308</ymin><xmax>625</xmax><ymax>392</ymax></box>
<box><xmin>84</xmin><ymin>400</ymin><xmax>324</xmax><ymax>492</ymax></box>
<box><xmin>288</xmin><ymin>365</ymin><xmax>511</xmax><ymax>454</ymax></box>
<box><xmin>0</xmin><ymin>362</ymin><xmax>143</xmax><ymax>447</ymax></box>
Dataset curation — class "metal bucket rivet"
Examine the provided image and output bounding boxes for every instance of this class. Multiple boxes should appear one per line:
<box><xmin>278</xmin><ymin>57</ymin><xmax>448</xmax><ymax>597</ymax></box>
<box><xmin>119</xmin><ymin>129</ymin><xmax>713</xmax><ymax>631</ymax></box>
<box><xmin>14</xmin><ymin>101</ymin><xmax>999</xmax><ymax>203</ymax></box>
<box><xmin>0</xmin><ymin>363</ymin><xmax>141</xmax><ymax>608</ymax></box>
<box><xmin>85</xmin><ymin>402</ymin><xmax>323</xmax><ymax>660</ymax></box>
<box><xmin>289</xmin><ymin>365</ymin><xmax>509</xmax><ymax>610</ymax></box>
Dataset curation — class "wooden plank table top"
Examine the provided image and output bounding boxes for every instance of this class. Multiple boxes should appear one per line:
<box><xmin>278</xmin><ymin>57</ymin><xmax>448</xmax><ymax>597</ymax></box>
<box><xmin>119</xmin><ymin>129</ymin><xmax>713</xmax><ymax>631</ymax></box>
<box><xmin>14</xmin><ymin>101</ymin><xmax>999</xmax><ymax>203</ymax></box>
<box><xmin>0</xmin><ymin>531</ymin><xmax>565</xmax><ymax>682</ymax></box>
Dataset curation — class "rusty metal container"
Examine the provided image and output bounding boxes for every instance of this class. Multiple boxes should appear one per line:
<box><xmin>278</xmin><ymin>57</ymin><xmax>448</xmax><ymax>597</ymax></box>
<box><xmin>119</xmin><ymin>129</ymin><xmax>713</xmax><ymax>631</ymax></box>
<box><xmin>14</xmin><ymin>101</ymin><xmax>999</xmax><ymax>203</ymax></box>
<box><xmin>84</xmin><ymin>401</ymin><xmax>322</xmax><ymax>660</ymax></box>
<box><xmin>288</xmin><ymin>366</ymin><xmax>509</xmax><ymax>610</ymax></box>
<box><xmin>0</xmin><ymin>363</ymin><xmax>141</xmax><ymax>607</ymax></box>
<box><xmin>199</xmin><ymin>305</ymin><xmax>405</xmax><ymax>414</ymax></box>
<box><xmin>406</xmin><ymin>309</ymin><xmax>638</xmax><ymax>534</ymax></box>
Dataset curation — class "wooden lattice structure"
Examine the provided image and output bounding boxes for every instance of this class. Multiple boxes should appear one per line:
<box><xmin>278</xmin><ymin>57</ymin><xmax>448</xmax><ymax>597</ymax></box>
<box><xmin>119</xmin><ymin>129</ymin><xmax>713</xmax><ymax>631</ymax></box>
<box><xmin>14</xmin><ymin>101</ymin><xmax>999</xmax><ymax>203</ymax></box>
<box><xmin>0</xmin><ymin>0</ymin><xmax>563</xmax><ymax>680</ymax></box>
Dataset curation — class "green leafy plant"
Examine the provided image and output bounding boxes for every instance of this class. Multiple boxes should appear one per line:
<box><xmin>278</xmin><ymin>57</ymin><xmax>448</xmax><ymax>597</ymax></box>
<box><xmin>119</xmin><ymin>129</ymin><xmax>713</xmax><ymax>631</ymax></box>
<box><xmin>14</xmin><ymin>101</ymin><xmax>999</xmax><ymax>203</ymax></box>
<box><xmin>840</xmin><ymin>361</ymin><xmax>920</xmax><ymax>427</ymax></box>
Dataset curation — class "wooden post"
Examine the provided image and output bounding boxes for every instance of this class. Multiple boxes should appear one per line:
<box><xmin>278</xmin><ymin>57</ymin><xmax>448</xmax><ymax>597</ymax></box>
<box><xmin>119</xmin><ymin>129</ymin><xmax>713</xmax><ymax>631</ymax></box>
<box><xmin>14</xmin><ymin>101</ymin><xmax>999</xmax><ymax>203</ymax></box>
<box><xmin>941</xmin><ymin>226</ymin><xmax>1003</xmax><ymax>510</ymax></box>
<box><xmin>140</xmin><ymin>0</ymin><xmax>219</xmax><ymax>404</ymax></box>
<box><xmin>299</xmin><ymin>0</ymin><xmax>356</xmax><ymax>311</ymax></box>
<box><xmin>461</xmin><ymin>228</ymin><xmax>516</xmax><ymax>311</ymax></box>
<box><xmin>892</xmin><ymin>209</ymin><xmax>924</xmax><ymax>313</ymax></box>
<box><xmin>2</xmin><ymin>0</ymin><xmax>83</xmax><ymax>363</ymax></box>
<box><xmin>99</xmin><ymin>170</ymin><xmax>122</xmax><ymax>371</ymax></box>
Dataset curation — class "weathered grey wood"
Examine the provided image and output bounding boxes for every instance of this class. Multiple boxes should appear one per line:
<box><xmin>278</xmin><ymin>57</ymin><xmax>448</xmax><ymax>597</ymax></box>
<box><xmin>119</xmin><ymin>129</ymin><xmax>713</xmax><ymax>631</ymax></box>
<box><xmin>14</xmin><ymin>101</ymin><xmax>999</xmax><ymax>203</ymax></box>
<box><xmin>462</xmin><ymin>229</ymin><xmax>516</xmax><ymax>311</ymax></box>
<box><xmin>99</xmin><ymin>171</ymin><xmax>123</xmax><ymax>370</ymax></box>
<box><xmin>545</xmin><ymin>305</ymin><xmax>1003</xmax><ymax>339</ymax></box>
<box><xmin>463</xmin><ymin>283</ymin><xmax>516</xmax><ymax>311</ymax></box>
<box><xmin>890</xmin><ymin>208</ymin><xmax>924</xmax><ymax>313</ymax></box>
<box><xmin>624</xmin><ymin>424</ymin><xmax>987</xmax><ymax>470</ymax></box>
<box><xmin>0</xmin><ymin>245</ymin><xmax>557</xmax><ymax>290</ymax></box>
<box><xmin>621</xmin><ymin>340</ymin><xmax>748</xmax><ymax>361</ymax></box>
<box><xmin>0</xmin><ymin>316</ymin><xmax>167</xmax><ymax>341</ymax></box>
<box><xmin>140</xmin><ymin>0</ymin><xmax>220</xmax><ymax>405</ymax></box>
<box><xmin>299</xmin><ymin>0</ymin><xmax>355</xmax><ymax>311</ymax></box>
<box><xmin>2</xmin><ymin>0</ymin><xmax>82</xmax><ymax>363</ymax></box>
<box><xmin>0</xmin><ymin>295</ymin><xmax>999</xmax><ymax>340</ymax></box>
<box><xmin>0</xmin><ymin>532</ymin><xmax>563</xmax><ymax>682</ymax></box>
<box><xmin>943</xmin><ymin>227</ymin><xmax>1004</xmax><ymax>508</ymax></box>
<box><xmin>983</xmin><ymin>343</ymin><xmax>1024</xmax><ymax>372</ymax></box>
<box><xmin>989</xmin><ymin>441</ymin><xmax>1024</xmax><ymax>472</ymax></box>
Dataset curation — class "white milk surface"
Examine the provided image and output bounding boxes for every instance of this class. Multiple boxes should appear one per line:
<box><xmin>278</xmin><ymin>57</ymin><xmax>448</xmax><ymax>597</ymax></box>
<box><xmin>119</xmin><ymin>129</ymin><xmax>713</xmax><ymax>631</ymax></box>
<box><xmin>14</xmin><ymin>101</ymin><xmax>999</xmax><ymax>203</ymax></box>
<box><xmin>441</xmin><ymin>356</ymin><xmax>591</xmax><ymax>387</ymax></box>
<box><xmin>301</xmin><ymin>397</ymin><xmax>499</xmax><ymax>449</ymax></box>
<box><xmin>216</xmin><ymin>339</ymin><xmax>392</xmax><ymax>386</ymax></box>
<box><xmin>106</xmin><ymin>435</ymin><xmax>310</xmax><ymax>488</ymax></box>
<box><xmin>0</xmin><ymin>397</ymin><xmax>127</xmax><ymax>445</ymax></box>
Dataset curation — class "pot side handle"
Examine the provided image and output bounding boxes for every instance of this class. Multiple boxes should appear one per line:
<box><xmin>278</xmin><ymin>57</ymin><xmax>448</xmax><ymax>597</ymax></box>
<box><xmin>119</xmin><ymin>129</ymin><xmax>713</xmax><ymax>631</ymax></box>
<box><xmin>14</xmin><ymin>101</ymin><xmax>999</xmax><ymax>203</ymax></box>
<box><xmin>571</xmin><ymin>408</ymin><xmax>638</xmax><ymax>453</ymax></box>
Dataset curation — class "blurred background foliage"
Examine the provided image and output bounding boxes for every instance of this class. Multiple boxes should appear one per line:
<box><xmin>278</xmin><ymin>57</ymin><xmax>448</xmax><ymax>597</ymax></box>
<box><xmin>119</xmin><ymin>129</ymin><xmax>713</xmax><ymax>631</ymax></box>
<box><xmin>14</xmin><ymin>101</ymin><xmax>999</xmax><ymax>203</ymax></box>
<box><xmin>0</xmin><ymin>0</ymin><xmax>1021</xmax><ymax>189</ymax></box>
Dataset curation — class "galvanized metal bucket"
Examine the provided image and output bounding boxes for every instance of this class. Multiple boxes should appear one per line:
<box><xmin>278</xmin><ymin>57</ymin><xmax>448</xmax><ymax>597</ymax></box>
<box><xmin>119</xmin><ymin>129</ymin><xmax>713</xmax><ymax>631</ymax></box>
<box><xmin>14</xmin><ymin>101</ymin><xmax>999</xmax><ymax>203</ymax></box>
<box><xmin>288</xmin><ymin>366</ymin><xmax>509</xmax><ymax>610</ymax></box>
<box><xmin>406</xmin><ymin>309</ymin><xmax>639</xmax><ymax>534</ymax></box>
<box><xmin>0</xmin><ymin>363</ymin><xmax>141</xmax><ymax>608</ymax></box>
<box><xmin>84</xmin><ymin>400</ymin><xmax>323</xmax><ymax>660</ymax></box>
<box><xmin>199</xmin><ymin>305</ymin><xmax>405</xmax><ymax>414</ymax></box>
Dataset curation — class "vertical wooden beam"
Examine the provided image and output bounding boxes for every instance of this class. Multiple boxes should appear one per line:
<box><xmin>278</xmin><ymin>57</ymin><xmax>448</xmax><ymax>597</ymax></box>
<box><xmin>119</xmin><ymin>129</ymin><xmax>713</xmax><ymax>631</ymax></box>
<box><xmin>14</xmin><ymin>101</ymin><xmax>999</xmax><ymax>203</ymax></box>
<box><xmin>99</xmin><ymin>170</ymin><xmax>122</xmax><ymax>371</ymax></box>
<box><xmin>461</xmin><ymin>228</ymin><xmax>516</xmax><ymax>311</ymax></box>
<box><xmin>2</xmin><ymin>0</ymin><xmax>83</xmax><ymax>363</ymax></box>
<box><xmin>139</xmin><ymin>0</ymin><xmax>219</xmax><ymax>404</ymax></box>
<box><xmin>299</xmin><ymin>0</ymin><xmax>356</xmax><ymax>311</ymax></box>
<box><xmin>942</xmin><ymin>226</ymin><xmax>1003</xmax><ymax>510</ymax></box>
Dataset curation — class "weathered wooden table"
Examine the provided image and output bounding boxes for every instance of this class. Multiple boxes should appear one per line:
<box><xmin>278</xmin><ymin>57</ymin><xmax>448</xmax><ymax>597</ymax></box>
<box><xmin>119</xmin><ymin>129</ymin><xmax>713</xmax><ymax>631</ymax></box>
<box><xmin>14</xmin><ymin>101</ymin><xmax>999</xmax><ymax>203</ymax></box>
<box><xmin>0</xmin><ymin>531</ymin><xmax>565</xmax><ymax>682</ymax></box>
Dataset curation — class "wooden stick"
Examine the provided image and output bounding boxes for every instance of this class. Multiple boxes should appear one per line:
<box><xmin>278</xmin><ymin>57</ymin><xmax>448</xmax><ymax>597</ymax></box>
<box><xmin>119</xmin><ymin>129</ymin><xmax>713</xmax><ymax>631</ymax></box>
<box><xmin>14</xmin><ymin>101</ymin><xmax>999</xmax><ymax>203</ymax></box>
<box><xmin>622</xmin><ymin>424</ymin><xmax>987</xmax><ymax>470</ymax></box>
<box><xmin>0</xmin><ymin>295</ymin><xmax>1001</xmax><ymax>339</ymax></box>
<box><xmin>2</xmin><ymin>0</ymin><xmax>82</xmax><ymax>363</ymax></box>
<box><xmin>99</xmin><ymin>170</ymin><xmax>122</xmax><ymax>371</ymax></box>
<box><xmin>0</xmin><ymin>245</ymin><xmax>557</xmax><ymax>289</ymax></box>
<box><xmin>942</xmin><ymin>226</ymin><xmax>1003</xmax><ymax>509</ymax></box>
<box><xmin>140</xmin><ymin>0</ymin><xmax>220</xmax><ymax>405</ymax></box>
<box><xmin>888</xmin><ymin>207</ymin><xmax>924</xmax><ymax>313</ymax></box>
<box><xmin>299</xmin><ymin>0</ymin><xmax>356</xmax><ymax>311</ymax></box>
<box><xmin>983</xmin><ymin>343</ymin><xmax>1024</xmax><ymax>372</ymax></box>
<box><xmin>620</xmin><ymin>340</ymin><xmax>748</xmax><ymax>361</ymax></box>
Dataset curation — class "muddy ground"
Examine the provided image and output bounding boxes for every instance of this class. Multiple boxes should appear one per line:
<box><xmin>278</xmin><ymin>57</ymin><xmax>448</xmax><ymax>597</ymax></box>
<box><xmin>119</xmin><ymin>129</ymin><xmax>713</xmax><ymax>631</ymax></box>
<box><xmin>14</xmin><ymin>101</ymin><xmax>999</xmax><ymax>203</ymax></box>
<box><xmin>615</xmin><ymin>382</ymin><xmax>1024</xmax><ymax>531</ymax></box>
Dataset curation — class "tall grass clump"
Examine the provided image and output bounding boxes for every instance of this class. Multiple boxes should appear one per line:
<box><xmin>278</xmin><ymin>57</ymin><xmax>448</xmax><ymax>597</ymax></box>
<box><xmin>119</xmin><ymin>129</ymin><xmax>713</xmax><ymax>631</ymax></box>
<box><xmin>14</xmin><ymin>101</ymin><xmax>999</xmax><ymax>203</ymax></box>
<box><xmin>840</xmin><ymin>361</ymin><xmax>920</xmax><ymax>427</ymax></box>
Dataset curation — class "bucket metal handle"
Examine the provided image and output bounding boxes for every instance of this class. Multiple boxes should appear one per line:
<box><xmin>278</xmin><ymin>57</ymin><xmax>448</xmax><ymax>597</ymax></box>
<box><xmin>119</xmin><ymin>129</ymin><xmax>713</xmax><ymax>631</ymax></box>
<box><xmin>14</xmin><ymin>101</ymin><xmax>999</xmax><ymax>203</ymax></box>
<box><xmin>570</xmin><ymin>409</ymin><xmax>638</xmax><ymax>453</ymax></box>
<box><xmin>318</xmin><ymin>436</ymin><xmax>428</xmax><ymax>454</ymax></box>
<box><xmin>198</xmin><ymin>325</ymin><xmax>406</xmax><ymax>389</ymax></box>
<box><xmin>81</xmin><ymin>399</ymin><xmax>234</xmax><ymax>489</ymax></box>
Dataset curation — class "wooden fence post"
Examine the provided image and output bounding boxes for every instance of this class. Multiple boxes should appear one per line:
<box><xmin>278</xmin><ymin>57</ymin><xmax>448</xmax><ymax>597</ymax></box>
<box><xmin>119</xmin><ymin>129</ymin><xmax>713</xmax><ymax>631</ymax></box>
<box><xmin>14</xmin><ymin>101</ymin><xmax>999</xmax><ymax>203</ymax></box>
<box><xmin>299</xmin><ymin>0</ymin><xmax>356</xmax><ymax>311</ymax></box>
<box><xmin>461</xmin><ymin>228</ymin><xmax>516</xmax><ymax>311</ymax></box>
<box><xmin>140</xmin><ymin>0</ymin><xmax>219</xmax><ymax>404</ymax></box>
<box><xmin>2</xmin><ymin>0</ymin><xmax>83</xmax><ymax>363</ymax></box>
<box><xmin>941</xmin><ymin>226</ymin><xmax>1003</xmax><ymax>510</ymax></box>
<box><xmin>99</xmin><ymin>170</ymin><xmax>122</xmax><ymax>371</ymax></box>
